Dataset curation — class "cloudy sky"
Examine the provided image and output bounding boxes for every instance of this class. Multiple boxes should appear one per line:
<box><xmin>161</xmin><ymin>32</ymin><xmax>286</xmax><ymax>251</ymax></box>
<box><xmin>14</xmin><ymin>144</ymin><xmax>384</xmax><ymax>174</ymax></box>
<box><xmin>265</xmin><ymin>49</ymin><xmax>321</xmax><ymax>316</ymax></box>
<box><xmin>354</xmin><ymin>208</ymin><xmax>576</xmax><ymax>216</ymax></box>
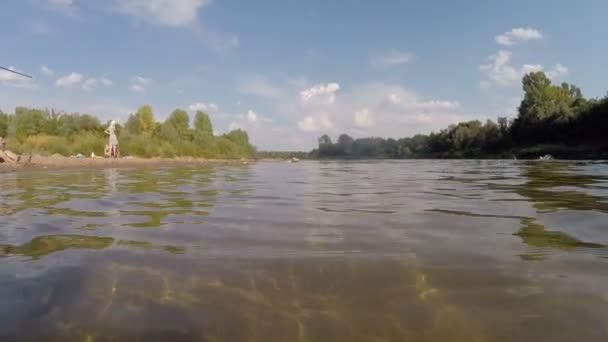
<box><xmin>1</xmin><ymin>0</ymin><xmax>607</xmax><ymax>150</ymax></box>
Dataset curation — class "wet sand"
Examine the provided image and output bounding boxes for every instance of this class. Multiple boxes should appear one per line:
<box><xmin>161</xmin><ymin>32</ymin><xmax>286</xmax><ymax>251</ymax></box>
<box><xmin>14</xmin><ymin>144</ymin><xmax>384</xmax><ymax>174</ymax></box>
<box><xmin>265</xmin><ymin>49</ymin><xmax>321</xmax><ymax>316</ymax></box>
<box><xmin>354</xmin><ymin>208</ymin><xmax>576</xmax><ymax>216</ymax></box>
<box><xmin>0</xmin><ymin>154</ymin><xmax>249</xmax><ymax>173</ymax></box>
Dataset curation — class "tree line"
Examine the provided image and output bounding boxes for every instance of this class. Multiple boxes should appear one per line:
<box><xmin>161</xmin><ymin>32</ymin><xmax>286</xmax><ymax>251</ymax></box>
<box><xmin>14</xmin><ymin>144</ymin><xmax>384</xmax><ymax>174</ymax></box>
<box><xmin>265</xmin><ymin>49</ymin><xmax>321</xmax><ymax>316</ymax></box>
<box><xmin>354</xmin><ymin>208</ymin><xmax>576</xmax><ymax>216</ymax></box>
<box><xmin>312</xmin><ymin>72</ymin><xmax>608</xmax><ymax>159</ymax></box>
<box><xmin>0</xmin><ymin>105</ymin><xmax>256</xmax><ymax>159</ymax></box>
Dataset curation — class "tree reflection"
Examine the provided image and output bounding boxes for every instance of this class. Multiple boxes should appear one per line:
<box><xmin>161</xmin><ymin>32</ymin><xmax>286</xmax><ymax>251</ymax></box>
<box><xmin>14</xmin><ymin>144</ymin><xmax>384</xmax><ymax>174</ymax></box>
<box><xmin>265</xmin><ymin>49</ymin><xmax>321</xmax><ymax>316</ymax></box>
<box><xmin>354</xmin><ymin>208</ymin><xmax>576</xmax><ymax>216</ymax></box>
<box><xmin>514</xmin><ymin>162</ymin><xmax>607</xmax><ymax>259</ymax></box>
<box><xmin>0</xmin><ymin>234</ymin><xmax>113</xmax><ymax>259</ymax></box>
<box><xmin>119</xmin><ymin>167</ymin><xmax>217</xmax><ymax>228</ymax></box>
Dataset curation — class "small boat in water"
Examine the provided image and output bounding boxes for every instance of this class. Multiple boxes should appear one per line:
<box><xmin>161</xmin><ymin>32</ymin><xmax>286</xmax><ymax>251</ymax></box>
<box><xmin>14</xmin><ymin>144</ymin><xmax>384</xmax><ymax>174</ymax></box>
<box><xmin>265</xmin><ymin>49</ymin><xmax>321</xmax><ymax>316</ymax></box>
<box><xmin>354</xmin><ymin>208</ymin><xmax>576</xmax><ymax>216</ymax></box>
<box><xmin>288</xmin><ymin>157</ymin><xmax>300</xmax><ymax>163</ymax></box>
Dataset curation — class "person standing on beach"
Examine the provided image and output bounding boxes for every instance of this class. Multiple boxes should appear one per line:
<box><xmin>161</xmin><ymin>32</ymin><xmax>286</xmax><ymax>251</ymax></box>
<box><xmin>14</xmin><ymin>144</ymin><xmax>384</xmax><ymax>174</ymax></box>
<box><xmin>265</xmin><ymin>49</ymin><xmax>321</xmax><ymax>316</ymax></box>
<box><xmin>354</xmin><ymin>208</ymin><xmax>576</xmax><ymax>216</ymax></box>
<box><xmin>0</xmin><ymin>136</ymin><xmax>19</xmax><ymax>163</ymax></box>
<box><xmin>104</xmin><ymin>121</ymin><xmax>119</xmax><ymax>158</ymax></box>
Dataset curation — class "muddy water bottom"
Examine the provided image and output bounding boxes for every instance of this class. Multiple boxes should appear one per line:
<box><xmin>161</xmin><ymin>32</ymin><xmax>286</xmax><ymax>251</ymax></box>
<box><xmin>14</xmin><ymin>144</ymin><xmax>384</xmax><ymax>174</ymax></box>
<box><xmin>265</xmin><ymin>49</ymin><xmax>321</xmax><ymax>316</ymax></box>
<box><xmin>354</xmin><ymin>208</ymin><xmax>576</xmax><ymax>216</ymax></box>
<box><xmin>4</xmin><ymin>255</ymin><xmax>606</xmax><ymax>342</ymax></box>
<box><xmin>1</xmin><ymin>161</ymin><xmax>608</xmax><ymax>341</ymax></box>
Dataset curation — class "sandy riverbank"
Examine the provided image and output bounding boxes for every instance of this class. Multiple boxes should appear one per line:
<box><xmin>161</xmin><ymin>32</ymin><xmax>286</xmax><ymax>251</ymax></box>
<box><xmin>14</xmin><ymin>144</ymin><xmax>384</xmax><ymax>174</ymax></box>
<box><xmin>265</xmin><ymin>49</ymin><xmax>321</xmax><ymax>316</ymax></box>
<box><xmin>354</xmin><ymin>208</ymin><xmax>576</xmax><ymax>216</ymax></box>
<box><xmin>0</xmin><ymin>153</ymin><xmax>250</xmax><ymax>173</ymax></box>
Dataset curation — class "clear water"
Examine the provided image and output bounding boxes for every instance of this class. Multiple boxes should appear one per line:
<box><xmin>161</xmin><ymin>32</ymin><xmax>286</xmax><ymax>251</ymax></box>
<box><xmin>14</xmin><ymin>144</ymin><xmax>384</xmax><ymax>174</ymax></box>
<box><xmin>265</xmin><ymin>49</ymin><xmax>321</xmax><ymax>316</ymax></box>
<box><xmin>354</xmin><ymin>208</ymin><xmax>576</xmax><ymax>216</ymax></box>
<box><xmin>1</xmin><ymin>160</ymin><xmax>607</xmax><ymax>341</ymax></box>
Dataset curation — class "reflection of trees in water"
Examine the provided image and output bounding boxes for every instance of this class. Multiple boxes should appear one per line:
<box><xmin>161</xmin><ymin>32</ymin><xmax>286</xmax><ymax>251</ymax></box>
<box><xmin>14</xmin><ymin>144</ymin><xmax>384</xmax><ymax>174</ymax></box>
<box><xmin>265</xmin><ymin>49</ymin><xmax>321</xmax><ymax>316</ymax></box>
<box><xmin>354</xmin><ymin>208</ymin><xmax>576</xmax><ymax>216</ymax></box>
<box><xmin>514</xmin><ymin>162</ymin><xmax>607</xmax><ymax>259</ymax></box>
<box><xmin>8</xmin><ymin>172</ymin><xmax>107</xmax><ymax>214</ymax></box>
<box><xmin>0</xmin><ymin>235</ymin><xmax>188</xmax><ymax>259</ymax></box>
<box><xmin>0</xmin><ymin>173</ymin><xmax>18</xmax><ymax>216</ymax></box>
<box><xmin>518</xmin><ymin>162</ymin><xmax>608</xmax><ymax>212</ymax></box>
<box><xmin>119</xmin><ymin>167</ymin><xmax>218</xmax><ymax>228</ymax></box>
<box><xmin>515</xmin><ymin>218</ymin><xmax>604</xmax><ymax>254</ymax></box>
<box><xmin>0</xmin><ymin>167</ymin><xmax>223</xmax><ymax>259</ymax></box>
<box><xmin>0</xmin><ymin>235</ymin><xmax>113</xmax><ymax>258</ymax></box>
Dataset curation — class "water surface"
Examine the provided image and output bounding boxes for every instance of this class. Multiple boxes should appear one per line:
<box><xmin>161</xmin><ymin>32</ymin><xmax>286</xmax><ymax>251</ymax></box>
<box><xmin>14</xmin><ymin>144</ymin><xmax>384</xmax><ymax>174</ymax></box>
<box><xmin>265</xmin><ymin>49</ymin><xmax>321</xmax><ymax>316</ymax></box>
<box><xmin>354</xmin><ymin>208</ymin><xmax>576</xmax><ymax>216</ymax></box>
<box><xmin>1</xmin><ymin>160</ymin><xmax>607</xmax><ymax>341</ymax></box>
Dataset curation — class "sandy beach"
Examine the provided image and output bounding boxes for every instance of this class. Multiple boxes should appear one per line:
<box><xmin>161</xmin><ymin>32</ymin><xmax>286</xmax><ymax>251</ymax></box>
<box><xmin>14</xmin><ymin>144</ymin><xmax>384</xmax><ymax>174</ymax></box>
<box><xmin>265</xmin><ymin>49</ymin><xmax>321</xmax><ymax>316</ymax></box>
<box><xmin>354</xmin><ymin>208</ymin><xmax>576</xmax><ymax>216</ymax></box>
<box><xmin>0</xmin><ymin>153</ymin><xmax>249</xmax><ymax>173</ymax></box>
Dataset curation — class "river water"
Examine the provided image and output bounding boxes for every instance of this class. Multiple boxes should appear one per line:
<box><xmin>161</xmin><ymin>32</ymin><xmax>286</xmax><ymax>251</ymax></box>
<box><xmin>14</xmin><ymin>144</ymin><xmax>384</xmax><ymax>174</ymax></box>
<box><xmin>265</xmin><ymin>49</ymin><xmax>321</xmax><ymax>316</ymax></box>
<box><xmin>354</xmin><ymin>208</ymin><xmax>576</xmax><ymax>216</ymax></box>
<box><xmin>1</xmin><ymin>160</ymin><xmax>607</xmax><ymax>341</ymax></box>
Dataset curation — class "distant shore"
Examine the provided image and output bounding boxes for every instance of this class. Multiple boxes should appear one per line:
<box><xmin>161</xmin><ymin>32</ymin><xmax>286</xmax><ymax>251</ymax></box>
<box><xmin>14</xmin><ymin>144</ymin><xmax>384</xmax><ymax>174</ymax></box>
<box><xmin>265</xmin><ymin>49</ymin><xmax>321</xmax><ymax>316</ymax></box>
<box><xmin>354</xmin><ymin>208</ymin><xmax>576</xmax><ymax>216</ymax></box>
<box><xmin>0</xmin><ymin>154</ymin><xmax>249</xmax><ymax>173</ymax></box>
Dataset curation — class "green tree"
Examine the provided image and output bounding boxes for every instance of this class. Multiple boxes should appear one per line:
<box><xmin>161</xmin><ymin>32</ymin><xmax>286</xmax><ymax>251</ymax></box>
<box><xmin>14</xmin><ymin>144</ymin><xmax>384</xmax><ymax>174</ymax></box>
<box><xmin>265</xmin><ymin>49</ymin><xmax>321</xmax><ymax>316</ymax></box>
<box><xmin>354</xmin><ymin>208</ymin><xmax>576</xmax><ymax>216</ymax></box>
<box><xmin>519</xmin><ymin>72</ymin><xmax>584</xmax><ymax>123</ymax></box>
<box><xmin>0</xmin><ymin>105</ymin><xmax>258</xmax><ymax>159</ymax></box>
<box><xmin>318</xmin><ymin>134</ymin><xmax>332</xmax><ymax>146</ymax></box>
<box><xmin>337</xmin><ymin>134</ymin><xmax>354</xmax><ymax>155</ymax></box>
<box><xmin>0</xmin><ymin>111</ymin><xmax>8</xmax><ymax>137</ymax></box>
<box><xmin>222</xmin><ymin>129</ymin><xmax>255</xmax><ymax>157</ymax></box>
<box><xmin>125</xmin><ymin>105</ymin><xmax>156</xmax><ymax>134</ymax></box>
<box><xmin>497</xmin><ymin>117</ymin><xmax>509</xmax><ymax>135</ymax></box>
<box><xmin>163</xmin><ymin>109</ymin><xmax>190</xmax><ymax>139</ymax></box>
<box><xmin>224</xmin><ymin>129</ymin><xmax>250</xmax><ymax>147</ymax></box>
<box><xmin>158</xmin><ymin>109</ymin><xmax>191</xmax><ymax>148</ymax></box>
<box><xmin>194</xmin><ymin>111</ymin><xmax>213</xmax><ymax>136</ymax></box>
<box><xmin>9</xmin><ymin>107</ymin><xmax>48</xmax><ymax>141</ymax></box>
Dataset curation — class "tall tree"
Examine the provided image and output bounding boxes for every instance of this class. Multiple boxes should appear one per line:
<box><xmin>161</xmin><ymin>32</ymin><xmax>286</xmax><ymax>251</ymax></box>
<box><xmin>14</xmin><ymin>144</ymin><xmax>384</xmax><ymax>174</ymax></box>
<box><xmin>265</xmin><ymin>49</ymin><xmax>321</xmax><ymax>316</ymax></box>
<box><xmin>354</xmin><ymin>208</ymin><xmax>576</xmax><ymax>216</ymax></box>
<box><xmin>0</xmin><ymin>111</ymin><xmax>8</xmax><ymax>137</ymax></box>
<box><xmin>161</xmin><ymin>109</ymin><xmax>190</xmax><ymax>141</ymax></box>
<box><xmin>9</xmin><ymin>107</ymin><xmax>47</xmax><ymax>140</ymax></box>
<box><xmin>166</xmin><ymin>109</ymin><xmax>189</xmax><ymax>132</ymax></box>
<box><xmin>337</xmin><ymin>134</ymin><xmax>354</xmax><ymax>155</ymax></box>
<box><xmin>194</xmin><ymin>111</ymin><xmax>213</xmax><ymax>136</ymax></box>
<box><xmin>318</xmin><ymin>134</ymin><xmax>332</xmax><ymax>146</ymax></box>
<box><xmin>519</xmin><ymin>71</ymin><xmax>585</xmax><ymax>123</ymax></box>
<box><xmin>126</xmin><ymin>105</ymin><xmax>156</xmax><ymax>134</ymax></box>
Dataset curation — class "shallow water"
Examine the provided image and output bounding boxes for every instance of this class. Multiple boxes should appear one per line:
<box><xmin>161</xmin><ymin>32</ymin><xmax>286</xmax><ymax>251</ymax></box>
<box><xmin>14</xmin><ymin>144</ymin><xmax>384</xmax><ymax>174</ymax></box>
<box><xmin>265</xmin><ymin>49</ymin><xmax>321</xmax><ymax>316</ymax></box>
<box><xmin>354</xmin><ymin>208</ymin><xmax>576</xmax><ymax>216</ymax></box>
<box><xmin>1</xmin><ymin>160</ymin><xmax>607</xmax><ymax>341</ymax></box>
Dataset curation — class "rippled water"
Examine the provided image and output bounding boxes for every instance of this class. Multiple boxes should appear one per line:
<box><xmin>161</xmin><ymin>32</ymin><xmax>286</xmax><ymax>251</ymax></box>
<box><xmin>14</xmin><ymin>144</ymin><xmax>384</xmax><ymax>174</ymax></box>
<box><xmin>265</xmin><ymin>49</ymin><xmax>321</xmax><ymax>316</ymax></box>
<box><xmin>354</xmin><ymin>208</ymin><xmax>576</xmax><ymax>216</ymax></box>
<box><xmin>1</xmin><ymin>160</ymin><xmax>608</xmax><ymax>341</ymax></box>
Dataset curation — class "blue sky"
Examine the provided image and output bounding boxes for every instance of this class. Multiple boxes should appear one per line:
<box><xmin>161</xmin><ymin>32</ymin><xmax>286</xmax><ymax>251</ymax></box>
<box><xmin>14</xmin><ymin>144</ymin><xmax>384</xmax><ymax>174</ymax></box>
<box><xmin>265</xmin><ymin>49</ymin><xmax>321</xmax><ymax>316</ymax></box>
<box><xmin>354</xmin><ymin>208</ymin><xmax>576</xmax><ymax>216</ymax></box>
<box><xmin>1</xmin><ymin>0</ymin><xmax>607</xmax><ymax>150</ymax></box>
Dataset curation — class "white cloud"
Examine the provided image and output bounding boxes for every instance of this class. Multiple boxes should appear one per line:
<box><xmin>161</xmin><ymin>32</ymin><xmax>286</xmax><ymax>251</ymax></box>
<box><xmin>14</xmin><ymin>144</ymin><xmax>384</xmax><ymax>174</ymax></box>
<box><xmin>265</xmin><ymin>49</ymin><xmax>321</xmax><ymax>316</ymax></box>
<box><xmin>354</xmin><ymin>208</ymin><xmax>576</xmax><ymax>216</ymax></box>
<box><xmin>82</xmin><ymin>78</ymin><xmax>99</xmax><ymax>91</ymax></box>
<box><xmin>479</xmin><ymin>50</ymin><xmax>568</xmax><ymax>86</ymax></box>
<box><xmin>41</xmin><ymin>65</ymin><xmax>54</xmax><ymax>76</ymax></box>
<box><xmin>478</xmin><ymin>50</ymin><xmax>541</xmax><ymax>86</ymax></box>
<box><xmin>298</xmin><ymin>115</ymin><xmax>332</xmax><ymax>132</ymax></box>
<box><xmin>132</xmin><ymin>76</ymin><xmax>150</xmax><ymax>85</ymax></box>
<box><xmin>371</xmin><ymin>49</ymin><xmax>414</xmax><ymax>68</ymax></box>
<box><xmin>354</xmin><ymin>108</ymin><xmax>373</xmax><ymax>128</ymax></box>
<box><xmin>188</xmin><ymin>102</ymin><xmax>219</xmax><ymax>112</ymax></box>
<box><xmin>297</xmin><ymin>82</ymin><xmax>465</xmax><ymax>138</ymax></box>
<box><xmin>130</xmin><ymin>76</ymin><xmax>150</xmax><ymax>93</ymax></box>
<box><xmin>386</xmin><ymin>93</ymin><xmax>461</xmax><ymax>110</ymax></box>
<box><xmin>101</xmin><ymin>77</ymin><xmax>114</xmax><ymax>86</ymax></box>
<box><xmin>55</xmin><ymin>72</ymin><xmax>83</xmax><ymax>88</ymax></box>
<box><xmin>387</xmin><ymin>93</ymin><xmax>401</xmax><ymax>105</ymax></box>
<box><xmin>300</xmin><ymin>82</ymin><xmax>340</xmax><ymax>105</ymax></box>
<box><xmin>0</xmin><ymin>66</ymin><xmax>35</xmax><ymax>89</ymax></box>
<box><xmin>415</xmin><ymin>100</ymin><xmax>462</xmax><ymax>110</ymax></box>
<box><xmin>55</xmin><ymin>75</ymin><xmax>113</xmax><ymax>91</ymax></box>
<box><xmin>232</xmin><ymin>75</ymin><xmax>469</xmax><ymax>150</ymax></box>
<box><xmin>130</xmin><ymin>84</ymin><xmax>145</xmax><ymax>93</ymax></box>
<box><xmin>546</xmin><ymin>63</ymin><xmax>569</xmax><ymax>79</ymax></box>
<box><xmin>495</xmin><ymin>27</ymin><xmax>543</xmax><ymax>46</ymax></box>
<box><xmin>114</xmin><ymin>0</ymin><xmax>238</xmax><ymax>52</ymax></box>
<box><xmin>225</xmin><ymin>109</ymin><xmax>274</xmax><ymax>144</ymax></box>
<box><xmin>247</xmin><ymin>110</ymin><xmax>258</xmax><ymax>122</ymax></box>
<box><xmin>228</xmin><ymin>121</ymin><xmax>241</xmax><ymax>131</ymax></box>
<box><xmin>115</xmin><ymin>0</ymin><xmax>212</xmax><ymax>27</ymax></box>
<box><xmin>479</xmin><ymin>50</ymin><xmax>517</xmax><ymax>84</ymax></box>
